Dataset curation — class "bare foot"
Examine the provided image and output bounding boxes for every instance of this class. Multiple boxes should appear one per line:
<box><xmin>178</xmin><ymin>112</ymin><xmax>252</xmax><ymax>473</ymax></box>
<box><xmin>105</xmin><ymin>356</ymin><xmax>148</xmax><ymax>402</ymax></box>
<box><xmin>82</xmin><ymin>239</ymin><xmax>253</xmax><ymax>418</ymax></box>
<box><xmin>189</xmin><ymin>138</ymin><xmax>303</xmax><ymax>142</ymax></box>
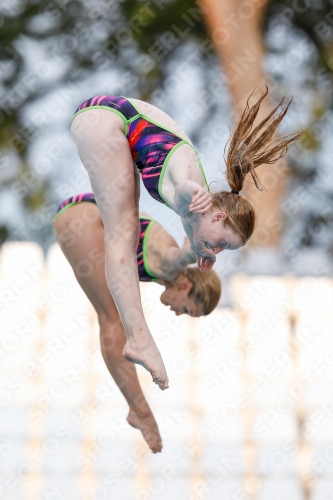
<box><xmin>127</xmin><ymin>408</ymin><xmax>162</xmax><ymax>453</ymax></box>
<box><xmin>122</xmin><ymin>339</ymin><xmax>169</xmax><ymax>390</ymax></box>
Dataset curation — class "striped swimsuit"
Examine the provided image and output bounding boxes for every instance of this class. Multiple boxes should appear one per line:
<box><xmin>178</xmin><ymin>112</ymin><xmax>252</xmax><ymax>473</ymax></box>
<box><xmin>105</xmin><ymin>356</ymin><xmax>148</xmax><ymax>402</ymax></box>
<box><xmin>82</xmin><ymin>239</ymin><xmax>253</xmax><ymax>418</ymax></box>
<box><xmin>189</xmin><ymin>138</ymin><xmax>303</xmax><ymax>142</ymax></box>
<box><xmin>52</xmin><ymin>193</ymin><xmax>158</xmax><ymax>282</ymax></box>
<box><xmin>72</xmin><ymin>95</ymin><xmax>208</xmax><ymax>206</ymax></box>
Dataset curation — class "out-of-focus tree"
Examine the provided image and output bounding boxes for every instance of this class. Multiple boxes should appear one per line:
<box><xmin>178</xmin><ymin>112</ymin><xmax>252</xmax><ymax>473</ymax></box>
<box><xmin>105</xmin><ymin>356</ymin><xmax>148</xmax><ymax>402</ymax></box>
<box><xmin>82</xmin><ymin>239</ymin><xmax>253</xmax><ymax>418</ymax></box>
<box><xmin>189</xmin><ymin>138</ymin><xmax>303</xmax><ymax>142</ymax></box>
<box><xmin>1</xmin><ymin>0</ymin><xmax>333</xmax><ymax>259</ymax></box>
<box><xmin>0</xmin><ymin>0</ymin><xmax>212</xmax><ymax>246</ymax></box>
<box><xmin>197</xmin><ymin>0</ymin><xmax>285</xmax><ymax>257</ymax></box>
<box><xmin>266</xmin><ymin>0</ymin><xmax>333</xmax><ymax>259</ymax></box>
<box><xmin>197</xmin><ymin>0</ymin><xmax>333</xmax><ymax>262</ymax></box>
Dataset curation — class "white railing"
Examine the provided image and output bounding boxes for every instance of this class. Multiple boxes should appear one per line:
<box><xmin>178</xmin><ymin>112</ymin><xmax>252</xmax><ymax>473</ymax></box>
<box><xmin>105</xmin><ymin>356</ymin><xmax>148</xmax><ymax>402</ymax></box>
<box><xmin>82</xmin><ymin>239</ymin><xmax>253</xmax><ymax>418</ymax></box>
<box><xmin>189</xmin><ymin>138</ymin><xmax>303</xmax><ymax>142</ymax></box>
<box><xmin>0</xmin><ymin>242</ymin><xmax>332</xmax><ymax>500</ymax></box>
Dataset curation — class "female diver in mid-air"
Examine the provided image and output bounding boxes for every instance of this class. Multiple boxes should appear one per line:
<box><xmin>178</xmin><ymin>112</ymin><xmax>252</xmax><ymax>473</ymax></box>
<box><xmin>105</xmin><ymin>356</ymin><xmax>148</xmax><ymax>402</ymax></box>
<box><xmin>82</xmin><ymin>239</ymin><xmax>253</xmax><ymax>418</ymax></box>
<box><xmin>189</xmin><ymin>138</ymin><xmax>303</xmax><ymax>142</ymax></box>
<box><xmin>52</xmin><ymin>195</ymin><xmax>221</xmax><ymax>452</ymax></box>
<box><xmin>70</xmin><ymin>86</ymin><xmax>303</xmax><ymax>390</ymax></box>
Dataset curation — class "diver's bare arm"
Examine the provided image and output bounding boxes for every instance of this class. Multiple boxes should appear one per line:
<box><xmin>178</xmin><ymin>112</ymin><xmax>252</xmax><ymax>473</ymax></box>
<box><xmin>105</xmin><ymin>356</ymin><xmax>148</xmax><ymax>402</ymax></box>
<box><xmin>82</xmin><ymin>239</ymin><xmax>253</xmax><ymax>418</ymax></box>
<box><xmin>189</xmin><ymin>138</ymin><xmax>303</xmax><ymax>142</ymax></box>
<box><xmin>159</xmin><ymin>245</ymin><xmax>196</xmax><ymax>279</ymax></box>
<box><xmin>174</xmin><ymin>180</ymin><xmax>212</xmax><ymax>215</ymax></box>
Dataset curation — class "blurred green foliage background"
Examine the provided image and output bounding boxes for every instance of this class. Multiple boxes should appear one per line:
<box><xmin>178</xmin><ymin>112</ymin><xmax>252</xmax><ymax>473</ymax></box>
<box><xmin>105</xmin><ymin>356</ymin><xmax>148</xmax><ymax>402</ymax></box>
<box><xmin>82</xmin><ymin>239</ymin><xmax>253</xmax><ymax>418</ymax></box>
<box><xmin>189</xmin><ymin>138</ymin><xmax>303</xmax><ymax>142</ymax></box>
<box><xmin>1</xmin><ymin>0</ymin><xmax>333</xmax><ymax>258</ymax></box>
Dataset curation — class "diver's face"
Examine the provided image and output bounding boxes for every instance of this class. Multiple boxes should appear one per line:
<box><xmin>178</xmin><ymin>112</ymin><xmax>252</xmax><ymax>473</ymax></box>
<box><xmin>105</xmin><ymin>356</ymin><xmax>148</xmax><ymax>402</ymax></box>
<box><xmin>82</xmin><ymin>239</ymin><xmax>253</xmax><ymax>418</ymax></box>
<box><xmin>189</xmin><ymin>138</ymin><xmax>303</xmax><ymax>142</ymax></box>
<box><xmin>160</xmin><ymin>286</ymin><xmax>203</xmax><ymax>317</ymax></box>
<box><xmin>193</xmin><ymin>211</ymin><xmax>243</xmax><ymax>253</ymax></box>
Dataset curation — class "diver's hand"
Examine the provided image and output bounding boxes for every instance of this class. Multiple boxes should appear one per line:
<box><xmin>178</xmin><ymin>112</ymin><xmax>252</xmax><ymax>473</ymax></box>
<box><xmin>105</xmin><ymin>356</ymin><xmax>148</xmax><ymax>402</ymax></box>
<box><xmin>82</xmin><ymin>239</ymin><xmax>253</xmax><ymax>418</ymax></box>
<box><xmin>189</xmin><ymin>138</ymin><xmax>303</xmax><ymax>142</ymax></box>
<box><xmin>192</xmin><ymin>244</ymin><xmax>216</xmax><ymax>271</ymax></box>
<box><xmin>196</xmin><ymin>254</ymin><xmax>215</xmax><ymax>271</ymax></box>
<box><xmin>189</xmin><ymin>186</ymin><xmax>212</xmax><ymax>214</ymax></box>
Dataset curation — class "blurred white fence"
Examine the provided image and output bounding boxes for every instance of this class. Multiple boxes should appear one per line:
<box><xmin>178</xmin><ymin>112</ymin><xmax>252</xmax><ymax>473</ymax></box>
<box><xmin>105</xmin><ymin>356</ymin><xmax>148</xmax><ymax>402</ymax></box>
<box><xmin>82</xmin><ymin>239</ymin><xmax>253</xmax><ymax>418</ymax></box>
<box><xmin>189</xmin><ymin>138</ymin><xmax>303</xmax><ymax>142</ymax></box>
<box><xmin>0</xmin><ymin>242</ymin><xmax>333</xmax><ymax>500</ymax></box>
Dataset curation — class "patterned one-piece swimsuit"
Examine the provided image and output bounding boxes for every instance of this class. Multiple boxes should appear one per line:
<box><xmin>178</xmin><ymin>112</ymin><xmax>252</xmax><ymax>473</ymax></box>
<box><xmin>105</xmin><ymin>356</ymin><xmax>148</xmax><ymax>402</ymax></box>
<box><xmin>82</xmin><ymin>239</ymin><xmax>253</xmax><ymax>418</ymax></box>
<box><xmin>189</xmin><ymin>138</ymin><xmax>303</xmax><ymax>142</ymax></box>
<box><xmin>72</xmin><ymin>95</ymin><xmax>208</xmax><ymax>207</ymax></box>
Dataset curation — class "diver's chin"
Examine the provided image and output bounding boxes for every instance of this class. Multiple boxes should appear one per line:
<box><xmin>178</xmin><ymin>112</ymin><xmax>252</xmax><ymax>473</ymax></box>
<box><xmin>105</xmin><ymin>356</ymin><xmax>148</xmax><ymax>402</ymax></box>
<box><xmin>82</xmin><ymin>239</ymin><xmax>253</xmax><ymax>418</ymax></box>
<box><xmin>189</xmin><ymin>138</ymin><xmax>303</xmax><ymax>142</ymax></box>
<box><xmin>192</xmin><ymin>238</ymin><xmax>201</xmax><ymax>249</ymax></box>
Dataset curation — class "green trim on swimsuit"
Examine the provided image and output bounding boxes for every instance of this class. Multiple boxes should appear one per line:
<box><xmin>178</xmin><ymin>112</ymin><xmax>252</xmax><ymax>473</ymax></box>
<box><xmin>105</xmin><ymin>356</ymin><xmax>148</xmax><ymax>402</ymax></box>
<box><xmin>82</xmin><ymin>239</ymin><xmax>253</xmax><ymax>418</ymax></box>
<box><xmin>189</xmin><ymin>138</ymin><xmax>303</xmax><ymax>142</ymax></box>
<box><xmin>122</xmin><ymin>98</ymin><xmax>210</xmax><ymax>201</ymax></box>
<box><xmin>127</xmin><ymin>108</ymin><xmax>194</xmax><ymax>145</ymax></box>
<box><xmin>157</xmin><ymin>140</ymin><xmax>187</xmax><ymax>208</ymax></box>
<box><xmin>72</xmin><ymin>106</ymin><xmax>127</xmax><ymax>124</ymax></box>
<box><xmin>157</xmin><ymin>141</ymin><xmax>209</xmax><ymax>207</ymax></box>
<box><xmin>72</xmin><ymin>98</ymin><xmax>209</xmax><ymax>198</ymax></box>
<box><xmin>132</xmin><ymin>112</ymin><xmax>208</xmax><ymax>190</ymax></box>
<box><xmin>196</xmin><ymin>155</ymin><xmax>209</xmax><ymax>189</ymax></box>
<box><xmin>124</xmin><ymin>98</ymin><xmax>205</xmax><ymax>159</ymax></box>
<box><xmin>124</xmin><ymin>97</ymin><xmax>141</xmax><ymax>115</ymax></box>
<box><xmin>127</xmin><ymin>114</ymin><xmax>141</xmax><ymax>125</ymax></box>
<box><xmin>142</xmin><ymin>219</ymin><xmax>159</xmax><ymax>282</ymax></box>
<box><xmin>52</xmin><ymin>201</ymin><xmax>94</xmax><ymax>233</ymax></box>
<box><xmin>125</xmin><ymin>108</ymin><xmax>210</xmax><ymax>195</ymax></box>
<box><xmin>131</xmin><ymin>113</ymin><xmax>186</xmax><ymax>139</ymax></box>
<box><xmin>120</xmin><ymin>96</ymin><xmax>140</xmax><ymax>136</ymax></box>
